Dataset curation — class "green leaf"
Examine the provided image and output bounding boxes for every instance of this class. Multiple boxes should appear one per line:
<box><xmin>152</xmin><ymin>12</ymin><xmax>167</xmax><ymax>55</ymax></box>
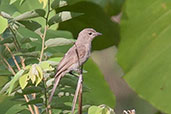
<box><xmin>51</xmin><ymin>0</ymin><xmax>125</xmax><ymax>16</ymax></box>
<box><xmin>18</xmin><ymin>20</ymin><xmax>41</xmax><ymax>31</ymax></box>
<box><xmin>23</xmin><ymin>98</ymin><xmax>43</xmax><ymax>105</ymax></box>
<box><xmin>8</xmin><ymin>70</ymin><xmax>24</xmax><ymax>94</ymax></box>
<box><xmin>88</xmin><ymin>105</ymin><xmax>115</xmax><ymax>114</ymax></box>
<box><xmin>28</xmin><ymin>65</ymin><xmax>37</xmax><ymax>84</ymax></box>
<box><xmin>117</xmin><ymin>0</ymin><xmax>171</xmax><ymax>113</ymax></box>
<box><xmin>84</xmin><ymin>59</ymin><xmax>115</xmax><ymax>107</ymax></box>
<box><xmin>19</xmin><ymin>73</ymin><xmax>28</xmax><ymax>89</ymax></box>
<box><xmin>35</xmin><ymin>65</ymin><xmax>43</xmax><ymax>86</ymax></box>
<box><xmin>88</xmin><ymin>106</ymin><xmax>101</xmax><ymax>114</ymax></box>
<box><xmin>15</xmin><ymin>51</ymin><xmax>40</xmax><ymax>57</ymax></box>
<box><xmin>22</xmin><ymin>86</ymin><xmax>43</xmax><ymax>94</ymax></box>
<box><xmin>0</xmin><ymin>70</ymin><xmax>12</xmax><ymax>76</ymax></box>
<box><xmin>0</xmin><ymin>95</ymin><xmax>20</xmax><ymax>114</ymax></box>
<box><xmin>39</xmin><ymin>61</ymin><xmax>54</xmax><ymax>71</ymax></box>
<box><xmin>0</xmin><ymin>16</ymin><xmax>8</xmax><ymax>34</ymax></box>
<box><xmin>9</xmin><ymin>0</ymin><xmax>17</xmax><ymax>5</ymax></box>
<box><xmin>58</xmin><ymin>1</ymin><xmax>120</xmax><ymax>50</ymax></box>
<box><xmin>45</xmin><ymin>38</ymin><xmax>75</xmax><ymax>47</ymax></box>
<box><xmin>48</xmin><ymin>11</ymin><xmax>83</xmax><ymax>26</ymax></box>
<box><xmin>13</xmin><ymin>9</ymin><xmax>46</xmax><ymax>21</ymax></box>
<box><xmin>5</xmin><ymin>104</ymin><xmax>27</xmax><ymax>114</ymax></box>
<box><xmin>0</xmin><ymin>37</ymin><xmax>13</xmax><ymax>45</ymax></box>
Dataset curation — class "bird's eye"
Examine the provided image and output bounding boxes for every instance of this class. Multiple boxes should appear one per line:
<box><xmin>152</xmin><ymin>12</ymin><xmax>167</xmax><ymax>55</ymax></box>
<box><xmin>88</xmin><ymin>32</ymin><xmax>92</xmax><ymax>35</ymax></box>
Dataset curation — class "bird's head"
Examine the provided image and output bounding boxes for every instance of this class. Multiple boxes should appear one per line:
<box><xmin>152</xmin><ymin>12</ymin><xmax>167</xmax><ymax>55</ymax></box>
<box><xmin>78</xmin><ymin>28</ymin><xmax>102</xmax><ymax>42</ymax></box>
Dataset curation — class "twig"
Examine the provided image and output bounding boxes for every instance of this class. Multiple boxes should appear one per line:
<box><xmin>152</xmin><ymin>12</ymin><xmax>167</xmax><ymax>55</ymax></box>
<box><xmin>39</xmin><ymin>25</ymin><xmax>48</xmax><ymax>62</ymax></box>
<box><xmin>40</xmin><ymin>0</ymin><xmax>52</xmax><ymax>113</ymax></box>
<box><xmin>5</xmin><ymin>45</ymin><xmax>21</xmax><ymax>70</ymax></box>
<box><xmin>24</xmin><ymin>95</ymin><xmax>35</xmax><ymax>114</ymax></box>
<box><xmin>0</xmin><ymin>55</ymin><xmax>16</xmax><ymax>75</ymax></box>
<box><xmin>32</xmin><ymin>93</ymin><xmax>39</xmax><ymax>114</ymax></box>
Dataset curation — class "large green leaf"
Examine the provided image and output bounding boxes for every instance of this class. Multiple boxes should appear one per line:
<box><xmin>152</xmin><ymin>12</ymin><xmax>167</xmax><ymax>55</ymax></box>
<box><xmin>51</xmin><ymin>0</ymin><xmax>125</xmax><ymax>16</ymax></box>
<box><xmin>58</xmin><ymin>1</ymin><xmax>120</xmax><ymax>50</ymax></box>
<box><xmin>0</xmin><ymin>95</ymin><xmax>19</xmax><ymax>114</ymax></box>
<box><xmin>117</xmin><ymin>0</ymin><xmax>171</xmax><ymax>113</ymax></box>
<box><xmin>5</xmin><ymin>104</ymin><xmax>27</xmax><ymax>114</ymax></box>
<box><xmin>83</xmin><ymin>59</ymin><xmax>115</xmax><ymax>107</ymax></box>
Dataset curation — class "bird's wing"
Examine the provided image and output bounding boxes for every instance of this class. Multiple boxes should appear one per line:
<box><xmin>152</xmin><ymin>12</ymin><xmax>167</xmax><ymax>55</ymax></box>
<box><xmin>55</xmin><ymin>44</ymin><xmax>86</xmax><ymax>77</ymax></box>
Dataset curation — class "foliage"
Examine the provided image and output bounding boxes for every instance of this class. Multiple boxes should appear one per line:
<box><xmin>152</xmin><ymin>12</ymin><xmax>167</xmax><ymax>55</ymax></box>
<box><xmin>0</xmin><ymin>0</ymin><xmax>119</xmax><ymax>113</ymax></box>
<box><xmin>88</xmin><ymin>105</ymin><xmax>115</xmax><ymax>114</ymax></box>
<box><xmin>117</xmin><ymin>0</ymin><xmax>171</xmax><ymax>113</ymax></box>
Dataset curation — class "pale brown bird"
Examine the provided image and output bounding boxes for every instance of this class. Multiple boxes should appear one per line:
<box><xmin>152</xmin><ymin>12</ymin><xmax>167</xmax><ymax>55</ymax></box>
<box><xmin>48</xmin><ymin>28</ymin><xmax>102</xmax><ymax>103</ymax></box>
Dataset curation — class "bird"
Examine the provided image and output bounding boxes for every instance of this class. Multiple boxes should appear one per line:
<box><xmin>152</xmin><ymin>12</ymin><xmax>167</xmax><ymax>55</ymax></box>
<box><xmin>48</xmin><ymin>28</ymin><xmax>102</xmax><ymax>104</ymax></box>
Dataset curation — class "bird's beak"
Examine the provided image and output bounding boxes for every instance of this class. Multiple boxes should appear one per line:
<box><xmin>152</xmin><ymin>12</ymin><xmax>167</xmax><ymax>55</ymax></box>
<box><xmin>96</xmin><ymin>32</ymin><xmax>102</xmax><ymax>36</ymax></box>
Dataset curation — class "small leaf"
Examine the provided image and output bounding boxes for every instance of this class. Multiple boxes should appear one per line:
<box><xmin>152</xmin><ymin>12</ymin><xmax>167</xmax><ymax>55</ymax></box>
<box><xmin>39</xmin><ymin>61</ymin><xmax>54</xmax><ymax>71</ymax></box>
<box><xmin>5</xmin><ymin>104</ymin><xmax>27</xmax><ymax>114</ymax></box>
<box><xmin>39</xmin><ymin>0</ymin><xmax>48</xmax><ymax>8</ymax></box>
<box><xmin>20</xmin><ymin>37</ymin><xmax>32</xmax><ymax>44</ymax></box>
<box><xmin>8</xmin><ymin>70</ymin><xmax>24</xmax><ymax>94</ymax></box>
<box><xmin>14</xmin><ymin>51</ymin><xmax>40</xmax><ymax>57</ymax></box>
<box><xmin>0</xmin><ymin>16</ymin><xmax>8</xmax><ymax>34</ymax></box>
<box><xmin>48</xmin><ymin>11</ymin><xmax>83</xmax><ymax>26</ymax></box>
<box><xmin>0</xmin><ymin>37</ymin><xmax>13</xmax><ymax>45</ymax></box>
<box><xmin>35</xmin><ymin>65</ymin><xmax>43</xmax><ymax>86</ymax></box>
<box><xmin>18</xmin><ymin>20</ymin><xmax>41</xmax><ymax>31</ymax></box>
<box><xmin>9</xmin><ymin>0</ymin><xmax>17</xmax><ymax>5</ymax></box>
<box><xmin>51</xmin><ymin>0</ymin><xmax>68</xmax><ymax>9</ymax></box>
<box><xmin>88</xmin><ymin>106</ymin><xmax>101</xmax><ymax>114</ymax></box>
<box><xmin>23</xmin><ymin>98</ymin><xmax>43</xmax><ymax>105</ymax></box>
<box><xmin>45</xmin><ymin>38</ymin><xmax>75</xmax><ymax>47</ymax></box>
<box><xmin>22</xmin><ymin>86</ymin><xmax>43</xmax><ymax>94</ymax></box>
<box><xmin>13</xmin><ymin>9</ymin><xmax>46</xmax><ymax>21</ymax></box>
<box><xmin>19</xmin><ymin>0</ymin><xmax>26</xmax><ymax>5</ymax></box>
<box><xmin>29</xmin><ymin>65</ymin><xmax>37</xmax><ymax>84</ymax></box>
<box><xmin>19</xmin><ymin>73</ymin><xmax>29</xmax><ymax>89</ymax></box>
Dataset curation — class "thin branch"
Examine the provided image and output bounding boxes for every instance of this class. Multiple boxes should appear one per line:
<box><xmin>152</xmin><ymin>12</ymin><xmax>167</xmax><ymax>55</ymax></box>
<box><xmin>20</xmin><ymin>56</ymin><xmax>26</xmax><ymax>69</ymax></box>
<box><xmin>0</xmin><ymin>55</ymin><xmax>16</xmax><ymax>75</ymax></box>
<box><xmin>39</xmin><ymin>26</ymin><xmax>48</xmax><ymax>62</ymax></box>
<box><xmin>32</xmin><ymin>93</ymin><xmax>40</xmax><ymax>114</ymax></box>
<box><xmin>24</xmin><ymin>95</ymin><xmax>35</xmax><ymax>114</ymax></box>
<box><xmin>5</xmin><ymin>45</ymin><xmax>21</xmax><ymax>70</ymax></box>
<box><xmin>39</xmin><ymin>0</ymin><xmax>51</xmax><ymax>113</ymax></box>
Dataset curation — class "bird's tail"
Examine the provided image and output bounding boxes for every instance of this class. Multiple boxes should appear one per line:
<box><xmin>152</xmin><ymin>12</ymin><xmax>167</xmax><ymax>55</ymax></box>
<box><xmin>48</xmin><ymin>73</ymin><xmax>62</xmax><ymax>104</ymax></box>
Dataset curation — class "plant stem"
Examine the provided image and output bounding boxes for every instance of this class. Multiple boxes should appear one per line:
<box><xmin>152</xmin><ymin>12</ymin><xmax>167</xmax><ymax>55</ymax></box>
<box><xmin>24</xmin><ymin>95</ymin><xmax>35</xmax><ymax>114</ymax></box>
<box><xmin>39</xmin><ymin>26</ymin><xmax>48</xmax><ymax>62</ymax></box>
<box><xmin>0</xmin><ymin>55</ymin><xmax>16</xmax><ymax>75</ymax></box>
<box><xmin>5</xmin><ymin>45</ymin><xmax>21</xmax><ymax>70</ymax></box>
<box><xmin>39</xmin><ymin>0</ymin><xmax>52</xmax><ymax>113</ymax></box>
